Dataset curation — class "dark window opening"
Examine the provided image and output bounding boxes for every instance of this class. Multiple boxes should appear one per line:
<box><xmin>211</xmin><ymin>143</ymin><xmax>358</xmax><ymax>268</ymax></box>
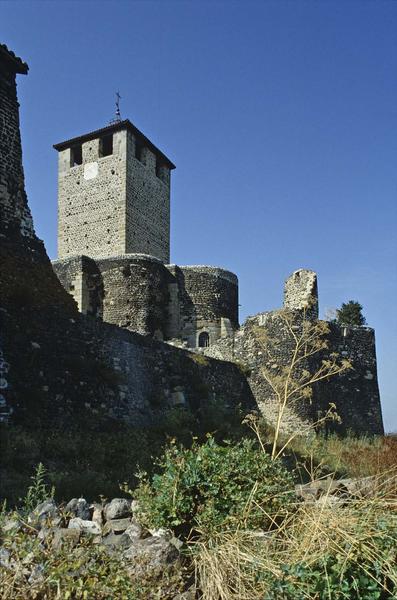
<box><xmin>156</xmin><ymin>157</ymin><xmax>163</xmax><ymax>178</ymax></box>
<box><xmin>99</xmin><ymin>134</ymin><xmax>113</xmax><ymax>157</ymax></box>
<box><xmin>135</xmin><ymin>139</ymin><xmax>144</xmax><ymax>162</ymax></box>
<box><xmin>198</xmin><ymin>332</ymin><xmax>210</xmax><ymax>348</ymax></box>
<box><xmin>70</xmin><ymin>144</ymin><xmax>82</xmax><ymax>167</ymax></box>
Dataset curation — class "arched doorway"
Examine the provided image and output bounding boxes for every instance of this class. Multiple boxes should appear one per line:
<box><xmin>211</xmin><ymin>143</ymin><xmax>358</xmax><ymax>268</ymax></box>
<box><xmin>198</xmin><ymin>331</ymin><xmax>210</xmax><ymax>348</ymax></box>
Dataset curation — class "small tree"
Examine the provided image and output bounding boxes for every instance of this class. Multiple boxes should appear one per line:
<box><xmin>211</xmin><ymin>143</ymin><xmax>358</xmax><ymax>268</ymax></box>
<box><xmin>336</xmin><ymin>300</ymin><xmax>366</xmax><ymax>326</ymax></box>
<box><xmin>253</xmin><ymin>304</ymin><xmax>352</xmax><ymax>460</ymax></box>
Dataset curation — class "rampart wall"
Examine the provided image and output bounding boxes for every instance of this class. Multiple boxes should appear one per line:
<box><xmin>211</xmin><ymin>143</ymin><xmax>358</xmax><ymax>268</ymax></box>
<box><xmin>204</xmin><ymin>270</ymin><xmax>384</xmax><ymax>435</ymax></box>
<box><xmin>52</xmin><ymin>257</ymin><xmax>239</xmax><ymax>346</ymax></box>
<box><xmin>0</xmin><ymin>43</ymin><xmax>254</xmax><ymax>430</ymax></box>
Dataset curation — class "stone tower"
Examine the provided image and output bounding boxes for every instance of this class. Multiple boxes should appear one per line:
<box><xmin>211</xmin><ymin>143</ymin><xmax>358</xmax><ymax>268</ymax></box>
<box><xmin>53</xmin><ymin>120</ymin><xmax>175</xmax><ymax>262</ymax></box>
<box><xmin>284</xmin><ymin>269</ymin><xmax>319</xmax><ymax>319</ymax></box>
<box><xmin>0</xmin><ymin>44</ymin><xmax>34</xmax><ymax>239</ymax></box>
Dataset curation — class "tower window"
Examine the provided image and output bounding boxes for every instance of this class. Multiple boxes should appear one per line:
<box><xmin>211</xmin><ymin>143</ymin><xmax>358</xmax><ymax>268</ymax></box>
<box><xmin>198</xmin><ymin>332</ymin><xmax>210</xmax><ymax>348</ymax></box>
<box><xmin>99</xmin><ymin>134</ymin><xmax>113</xmax><ymax>157</ymax></box>
<box><xmin>156</xmin><ymin>157</ymin><xmax>163</xmax><ymax>179</ymax></box>
<box><xmin>135</xmin><ymin>139</ymin><xmax>144</xmax><ymax>162</ymax></box>
<box><xmin>70</xmin><ymin>144</ymin><xmax>82</xmax><ymax>167</ymax></box>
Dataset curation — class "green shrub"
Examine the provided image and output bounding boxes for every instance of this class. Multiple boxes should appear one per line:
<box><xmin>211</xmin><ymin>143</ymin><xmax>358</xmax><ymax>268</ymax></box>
<box><xmin>134</xmin><ymin>437</ymin><xmax>295</xmax><ymax>538</ymax></box>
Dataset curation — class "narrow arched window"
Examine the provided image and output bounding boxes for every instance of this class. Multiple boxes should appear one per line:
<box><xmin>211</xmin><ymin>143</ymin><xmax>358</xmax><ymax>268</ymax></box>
<box><xmin>198</xmin><ymin>332</ymin><xmax>210</xmax><ymax>348</ymax></box>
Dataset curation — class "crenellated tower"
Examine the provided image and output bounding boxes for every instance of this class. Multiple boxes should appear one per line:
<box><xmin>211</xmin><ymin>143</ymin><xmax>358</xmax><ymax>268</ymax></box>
<box><xmin>53</xmin><ymin>120</ymin><xmax>175</xmax><ymax>262</ymax></box>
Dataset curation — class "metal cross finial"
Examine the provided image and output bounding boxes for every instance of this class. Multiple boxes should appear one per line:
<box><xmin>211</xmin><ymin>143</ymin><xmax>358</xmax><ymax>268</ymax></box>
<box><xmin>115</xmin><ymin>91</ymin><xmax>121</xmax><ymax>121</ymax></box>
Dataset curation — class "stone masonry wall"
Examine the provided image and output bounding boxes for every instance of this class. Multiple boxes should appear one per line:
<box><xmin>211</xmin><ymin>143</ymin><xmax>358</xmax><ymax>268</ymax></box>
<box><xmin>166</xmin><ymin>265</ymin><xmax>238</xmax><ymax>347</ymax></box>
<box><xmin>57</xmin><ymin>131</ymin><xmax>127</xmax><ymax>259</ymax></box>
<box><xmin>53</xmin><ymin>258</ymin><xmax>239</xmax><ymax>346</ymax></box>
<box><xmin>56</xmin><ymin>127</ymin><xmax>171</xmax><ymax>263</ymax></box>
<box><xmin>125</xmin><ymin>130</ymin><xmax>170</xmax><ymax>262</ymax></box>
<box><xmin>284</xmin><ymin>269</ymin><xmax>318</xmax><ymax>319</ymax></box>
<box><xmin>317</xmin><ymin>324</ymin><xmax>384</xmax><ymax>435</ymax></box>
<box><xmin>205</xmin><ymin>308</ymin><xmax>384</xmax><ymax>436</ymax></box>
<box><xmin>0</xmin><ymin>54</ymin><xmax>34</xmax><ymax>238</ymax></box>
<box><xmin>1</xmin><ymin>43</ymin><xmax>255</xmax><ymax>434</ymax></box>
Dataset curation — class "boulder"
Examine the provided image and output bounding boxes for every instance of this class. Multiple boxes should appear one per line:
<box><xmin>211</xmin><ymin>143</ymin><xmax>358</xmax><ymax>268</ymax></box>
<box><xmin>338</xmin><ymin>477</ymin><xmax>377</xmax><ymax>498</ymax></box>
<box><xmin>123</xmin><ymin>535</ymin><xmax>180</xmax><ymax>575</ymax></box>
<box><xmin>28</xmin><ymin>564</ymin><xmax>45</xmax><ymax>586</ymax></box>
<box><xmin>52</xmin><ymin>527</ymin><xmax>81</xmax><ymax>549</ymax></box>
<box><xmin>68</xmin><ymin>517</ymin><xmax>101</xmax><ymax>535</ymax></box>
<box><xmin>101</xmin><ymin>532</ymin><xmax>134</xmax><ymax>551</ymax></box>
<box><xmin>104</xmin><ymin>498</ymin><xmax>131</xmax><ymax>521</ymax></box>
<box><xmin>28</xmin><ymin>499</ymin><xmax>59</xmax><ymax>529</ymax></box>
<box><xmin>172</xmin><ymin>590</ymin><xmax>196</xmax><ymax>600</ymax></box>
<box><xmin>125</xmin><ymin>521</ymin><xmax>148</xmax><ymax>540</ymax></box>
<box><xmin>1</xmin><ymin>517</ymin><xmax>22</xmax><ymax>534</ymax></box>
<box><xmin>0</xmin><ymin>547</ymin><xmax>11</xmax><ymax>570</ymax></box>
<box><xmin>102</xmin><ymin>517</ymin><xmax>131</xmax><ymax>536</ymax></box>
<box><xmin>65</xmin><ymin>498</ymin><xmax>91</xmax><ymax>520</ymax></box>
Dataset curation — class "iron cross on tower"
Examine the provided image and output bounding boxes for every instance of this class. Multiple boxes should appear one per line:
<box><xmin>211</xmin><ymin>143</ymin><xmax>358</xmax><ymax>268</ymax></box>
<box><xmin>115</xmin><ymin>91</ymin><xmax>121</xmax><ymax>122</ymax></box>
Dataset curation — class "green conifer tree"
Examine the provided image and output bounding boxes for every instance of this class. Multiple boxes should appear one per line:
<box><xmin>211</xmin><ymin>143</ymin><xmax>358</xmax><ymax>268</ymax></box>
<box><xmin>336</xmin><ymin>300</ymin><xmax>366</xmax><ymax>326</ymax></box>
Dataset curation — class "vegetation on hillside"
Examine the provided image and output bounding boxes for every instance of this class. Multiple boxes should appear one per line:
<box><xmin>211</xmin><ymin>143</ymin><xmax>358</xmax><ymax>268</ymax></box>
<box><xmin>1</xmin><ymin>304</ymin><xmax>394</xmax><ymax>598</ymax></box>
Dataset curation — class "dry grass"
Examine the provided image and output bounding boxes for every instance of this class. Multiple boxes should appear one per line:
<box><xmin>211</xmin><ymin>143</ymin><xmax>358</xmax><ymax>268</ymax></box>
<box><xmin>192</xmin><ymin>469</ymin><xmax>397</xmax><ymax>600</ymax></box>
<box><xmin>290</xmin><ymin>432</ymin><xmax>397</xmax><ymax>480</ymax></box>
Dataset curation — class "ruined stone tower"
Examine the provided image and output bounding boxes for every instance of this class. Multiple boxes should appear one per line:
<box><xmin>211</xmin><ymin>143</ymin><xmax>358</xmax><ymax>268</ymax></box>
<box><xmin>53</xmin><ymin>120</ymin><xmax>175</xmax><ymax>262</ymax></box>
<box><xmin>0</xmin><ymin>44</ymin><xmax>34</xmax><ymax>238</ymax></box>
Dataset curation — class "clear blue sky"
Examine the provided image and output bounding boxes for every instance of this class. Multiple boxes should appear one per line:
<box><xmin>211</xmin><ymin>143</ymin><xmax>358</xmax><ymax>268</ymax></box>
<box><xmin>2</xmin><ymin>1</ymin><xmax>396</xmax><ymax>430</ymax></box>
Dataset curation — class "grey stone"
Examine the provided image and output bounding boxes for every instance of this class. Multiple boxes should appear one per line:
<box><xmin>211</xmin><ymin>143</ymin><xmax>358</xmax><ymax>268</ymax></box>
<box><xmin>2</xmin><ymin>517</ymin><xmax>22</xmax><ymax>534</ymax></box>
<box><xmin>104</xmin><ymin>498</ymin><xmax>131</xmax><ymax>521</ymax></box>
<box><xmin>101</xmin><ymin>532</ymin><xmax>133</xmax><ymax>551</ymax></box>
<box><xmin>52</xmin><ymin>527</ymin><xmax>80</xmax><ymax>549</ymax></box>
<box><xmin>173</xmin><ymin>591</ymin><xmax>196</xmax><ymax>600</ymax></box>
<box><xmin>102</xmin><ymin>517</ymin><xmax>131</xmax><ymax>536</ymax></box>
<box><xmin>125</xmin><ymin>520</ymin><xmax>148</xmax><ymax>540</ymax></box>
<box><xmin>0</xmin><ymin>548</ymin><xmax>11</xmax><ymax>569</ymax></box>
<box><xmin>38</xmin><ymin>526</ymin><xmax>54</xmax><ymax>541</ymax></box>
<box><xmin>91</xmin><ymin>503</ymin><xmax>104</xmax><ymax>527</ymax></box>
<box><xmin>65</xmin><ymin>498</ymin><xmax>91</xmax><ymax>520</ymax></box>
<box><xmin>28</xmin><ymin>564</ymin><xmax>45</xmax><ymax>585</ymax></box>
<box><xmin>28</xmin><ymin>500</ymin><xmax>59</xmax><ymax>529</ymax></box>
<box><xmin>123</xmin><ymin>535</ymin><xmax>180</xmax><ymax>574</ymax></box>
<box><xmin>68</xmin><ymin>517</ymin><xmax>101</xmax><ymax>535</ymax></box>
<box><xmin>338</xmin><ymin>477</ymin><xmax>377</xmax><ymax>498</ymax></box>
<box><xmin>316</xmin><ymin>495</ymin><xmax>343</xmax><ymax>508</ymax></box>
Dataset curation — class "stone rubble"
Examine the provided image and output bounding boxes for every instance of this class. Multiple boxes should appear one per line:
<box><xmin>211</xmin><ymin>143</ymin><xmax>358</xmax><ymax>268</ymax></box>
<box><xmin>1</xmin><ymin>496</ymin><xmax>183</xmax><ymax>581</ymax></box>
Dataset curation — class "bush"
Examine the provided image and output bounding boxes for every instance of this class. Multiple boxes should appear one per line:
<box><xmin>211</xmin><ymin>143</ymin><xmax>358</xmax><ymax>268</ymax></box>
<box><xmin>134</xmin><ymin>437</ymin><xmax>295</xmax><ymax>538</ymax></box>
<box><xmin>0</xmin><ymin>401</ymin><xmax>248</xmax><ymax>506</ymax></box>
<box><xmin>336</xmin><ymin>300</ymin><xmax>366</xmax><ymax>326</ymax></box>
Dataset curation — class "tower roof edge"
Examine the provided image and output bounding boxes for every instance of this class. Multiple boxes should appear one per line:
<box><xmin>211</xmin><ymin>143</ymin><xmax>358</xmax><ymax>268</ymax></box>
<box><xmin>53</xmin><ymin>119</ymin><xmax>175</xmax><ymax>169</ymax></box>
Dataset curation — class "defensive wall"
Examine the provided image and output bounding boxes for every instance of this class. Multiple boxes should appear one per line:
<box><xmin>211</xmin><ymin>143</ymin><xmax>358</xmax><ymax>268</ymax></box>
<box><xmin>0</xmin><ymin>42</ymin><xmax>384</xmax><ymax>436</ymax></box>
<box><xmin>52</xmin><ymin>256</ymin><xmax>239</xmax><ymax>347</ymax></box>
<box><xmin>204</xmin><ymin>270</ymin><xmax>384</xmax><ymax>436</ymax></box>
<box><xmin>0</xmin><ymin>43</ymin><xmax>254</xmax><ymax>429</ymax></box>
